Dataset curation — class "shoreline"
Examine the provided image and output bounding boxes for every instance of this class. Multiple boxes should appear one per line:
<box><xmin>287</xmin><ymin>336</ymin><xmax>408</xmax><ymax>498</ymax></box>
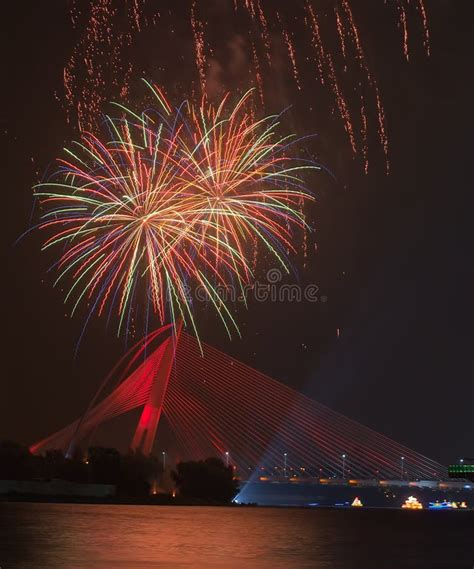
<box><xmin>2</xmin><ymin>495</ymin><xmax>473</xmax><ymax>513</ymax></box>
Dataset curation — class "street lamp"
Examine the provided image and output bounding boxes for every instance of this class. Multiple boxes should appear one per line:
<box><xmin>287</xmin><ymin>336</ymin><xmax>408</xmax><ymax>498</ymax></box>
<box><xmin>460</xmin><ymin>458</ymin><xmax>464</xmax><ymax>464</ymax></box>
<box><xmin>400</xmin><ymin>456</ymin><xmax>405</xmax><ymax>480</ymax></box>
<box><xmin>284</xmin><ymin>453</ymin><xmax>288</xmax><ymax>478</ymax></box>
<box><xmin>162</xmin><ymin>451</ymin><xmax>166</xmax><ymax>471</ymax></box>
<box><xmin>342</xmin><ymin>454</ymin><xmax>346</xmax><ymax>480</ymax></box>
<box><xmin>225</xmin><ymin>451</ymin><xmax>230</xmax><ymax>467</ymax></box>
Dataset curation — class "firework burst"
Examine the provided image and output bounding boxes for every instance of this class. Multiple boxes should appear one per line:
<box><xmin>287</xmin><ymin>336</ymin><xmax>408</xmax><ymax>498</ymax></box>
<box><xmin>36</xmin><ymin>84</ymin><xmax>316</xmax><ymax>339</ymax></box>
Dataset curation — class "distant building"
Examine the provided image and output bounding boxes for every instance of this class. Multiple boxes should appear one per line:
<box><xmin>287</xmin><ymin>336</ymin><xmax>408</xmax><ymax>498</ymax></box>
<box><xmin>448</xmin><ymin>459</ymin><xmax>474</xmax><ymax>482</ymax></box>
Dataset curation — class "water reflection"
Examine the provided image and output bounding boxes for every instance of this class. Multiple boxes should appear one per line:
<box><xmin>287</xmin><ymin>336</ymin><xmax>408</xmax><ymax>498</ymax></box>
<box><xmin>0</xmin><ymin>503</ymin><xmax>472</xmax><ymax>568</ymax></box>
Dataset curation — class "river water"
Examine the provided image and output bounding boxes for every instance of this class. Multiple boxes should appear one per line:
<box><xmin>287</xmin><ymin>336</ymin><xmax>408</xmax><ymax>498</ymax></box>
<box><xmin>0</xmin><ymin>503</ymin><xmax>472</xmax><ymax>568</ymax></box>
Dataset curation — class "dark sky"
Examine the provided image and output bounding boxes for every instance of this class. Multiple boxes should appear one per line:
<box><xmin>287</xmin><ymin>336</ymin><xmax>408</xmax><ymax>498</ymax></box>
<box><xmin>2</xmin><ymin>1</ymin><xmax>472</xmax><ymax>464</ymax></box>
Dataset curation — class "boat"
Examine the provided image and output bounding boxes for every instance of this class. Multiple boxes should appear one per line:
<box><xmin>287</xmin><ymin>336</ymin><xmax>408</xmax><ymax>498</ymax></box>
<box><xmin>402</xmin><ymin>496</ymin><xmax>423</xmax><ymax>509</ymax></box>
<box><xmin>429</xmin><ymin>500</ymin><xmax>468</xmax><ymax>510</ymax></box>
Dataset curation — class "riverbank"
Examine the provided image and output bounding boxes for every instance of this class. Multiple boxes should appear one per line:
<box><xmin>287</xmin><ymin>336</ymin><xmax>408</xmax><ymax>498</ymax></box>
<box><xmin>0</xmin><ymin>492</ymin><xmax>241</xmax><ymax>506</ymax></box>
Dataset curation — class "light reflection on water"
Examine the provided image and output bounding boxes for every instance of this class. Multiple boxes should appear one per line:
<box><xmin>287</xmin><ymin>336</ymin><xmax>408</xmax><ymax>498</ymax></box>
<box><xmin>0</xmin><ymin>503</ymin><xmax>472</xmax><ymax>568</ymax></box>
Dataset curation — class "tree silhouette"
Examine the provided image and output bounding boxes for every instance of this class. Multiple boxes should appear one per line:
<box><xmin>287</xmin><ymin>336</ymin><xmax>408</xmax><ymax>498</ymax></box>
<box><xmin>172</xmin><ymin>457</ymin><xmax>239</xmax><ymax>503</ymax></box>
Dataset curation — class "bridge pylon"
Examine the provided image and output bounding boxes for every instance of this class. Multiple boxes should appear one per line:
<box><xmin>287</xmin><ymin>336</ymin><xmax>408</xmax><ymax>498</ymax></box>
<box><xmin>130</xmin><ymin>319</ymin><xmax>182</xmax><ymax>455</ymax></box>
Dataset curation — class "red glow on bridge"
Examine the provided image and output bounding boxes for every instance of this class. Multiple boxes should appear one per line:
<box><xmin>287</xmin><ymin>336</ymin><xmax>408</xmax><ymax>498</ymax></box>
<box><xmin>31</xmin><ymin>325</ymin><xmax>446</xmax><ymax>480</ymax></box>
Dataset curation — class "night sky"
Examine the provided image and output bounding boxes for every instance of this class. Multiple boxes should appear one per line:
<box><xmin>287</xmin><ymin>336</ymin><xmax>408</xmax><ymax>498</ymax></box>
<box><xmin>2</xmin><ymin>1</ymin><xmax>472</xmax><ymax>464</ymax></box>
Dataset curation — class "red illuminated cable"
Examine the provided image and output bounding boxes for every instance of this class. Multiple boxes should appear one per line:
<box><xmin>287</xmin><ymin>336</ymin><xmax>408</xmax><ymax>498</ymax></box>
<box><xmin>181</xmin><ymin>334</ymin><xmax>443</xmax><ymax>478</ymax></box>
<box><xmin>174</xmin><ymin>340</ymin><xmax>382</xmax><ymax>476</ymax></box>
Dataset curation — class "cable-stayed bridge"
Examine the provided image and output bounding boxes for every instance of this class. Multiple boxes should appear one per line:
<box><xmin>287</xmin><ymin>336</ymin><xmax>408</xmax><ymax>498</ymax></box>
<box><xmin>31</xmin><ymin>325</ymin><xmax>447</xmax><ymax>481</ymax></box>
